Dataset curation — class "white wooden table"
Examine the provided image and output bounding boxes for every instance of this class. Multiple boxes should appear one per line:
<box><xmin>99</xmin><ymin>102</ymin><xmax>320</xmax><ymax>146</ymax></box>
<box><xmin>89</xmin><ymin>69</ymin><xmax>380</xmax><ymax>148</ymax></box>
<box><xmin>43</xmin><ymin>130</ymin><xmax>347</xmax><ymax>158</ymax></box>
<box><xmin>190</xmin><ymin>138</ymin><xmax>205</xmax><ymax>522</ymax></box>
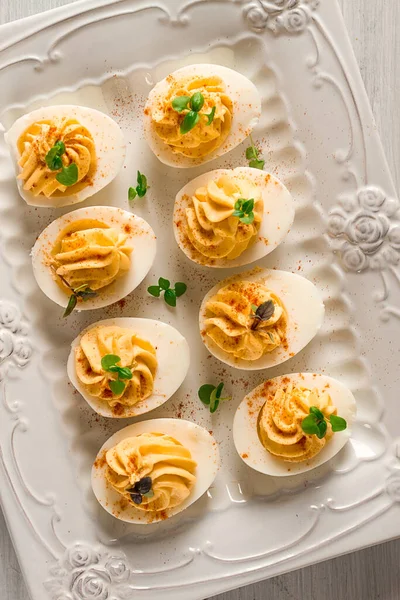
<box><xmin>1</xmin><ymin>1</ymin><xmax>399</xmax><ymax>598</ymax></box>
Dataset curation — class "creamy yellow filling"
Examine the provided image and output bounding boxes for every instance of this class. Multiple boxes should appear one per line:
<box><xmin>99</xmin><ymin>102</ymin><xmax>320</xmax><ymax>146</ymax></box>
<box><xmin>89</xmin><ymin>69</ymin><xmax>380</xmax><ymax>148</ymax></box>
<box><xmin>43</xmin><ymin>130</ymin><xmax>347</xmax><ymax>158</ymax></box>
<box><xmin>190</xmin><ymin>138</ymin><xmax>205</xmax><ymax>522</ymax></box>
<box><xmin>17</xmin><ymin>118</ymin><xmax>96</xmax><ymax>198</ymax></box>
<box><xmin>184</xmin><ymin>174</ymin><xmax>263</xmax><ymax>262</ymax></box>
<box><xmin>258</xmin><ymin>383</ymin><xmax>337</xmax><ymax>462</ymax></box>
<box><xmin>50</xmin><ymin>218</ymin><xmax>132</xmax><ymax>293</ymax></box>
<box><xmin>204</xmin><ymin>281</ymin><xmax>287</xmax><ymax>361</ymax></box>
<box><xmin>106</xmin><ymin>433</ymin><xmax>197</xmax><ymax>512</ymax></box>
<box><xmin>150</xmin><ymin>75</ymin><xmax>233</xmax><ymax>158</ymax></box>
<box><xmin>75</xmin><ymin>326</ymin><xmax>157</xmax><ymax>409</ymax></box>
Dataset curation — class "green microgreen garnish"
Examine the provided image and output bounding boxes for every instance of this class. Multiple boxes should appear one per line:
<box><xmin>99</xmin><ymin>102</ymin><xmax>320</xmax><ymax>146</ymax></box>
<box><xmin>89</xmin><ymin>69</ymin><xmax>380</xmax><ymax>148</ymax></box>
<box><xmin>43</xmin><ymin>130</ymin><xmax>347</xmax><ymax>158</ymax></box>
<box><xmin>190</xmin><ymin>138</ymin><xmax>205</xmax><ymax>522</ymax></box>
<box><xmin>148</xmin><ymin>277</ymin><xmax>187</xmax><ymax>307</ymax></box>
<box><xmin>190</xmin><ymin>92</ymin><xmax>204</xmax><ymax>112</ymax></box>
<box><xmin>250</xmin><ymin>300</ymin><xmax>275</xmax><ymax>331</ymax></box>
<box><xmin>180</xmin><ymin>111</ymin><xmax>200</xmax><ymax>134</ymax></box>
<box><xmin>172</xmin><ymin>96</ymin><xmax>191</xmax><ymax>112</ymax></box>
<box><xmin>198</xmin><ymin>382</ymin><xmax>231</xmax><ymax>414</ymax></box>
<box><xmin>128</xmin><ymin>170</ymin><xmax>148</xmax><ymax>201</ymax></box>
<box><xmin>245</xmin><ymin>134</ymin><xmax>265</xmax><ymax>170</ymax></box>
<box><xmin>45</xmin><ymin>140</ymin><xmax>65</xmax><ymax>170</ymax></box>
<box><xmin>127</xmin><ymin>476</ymin><xmax>153</xmax><ymax>505</ymax></box>
<box><xmin>101</xmin><ymin>354</ymin><xmax>133</xmax><ymax>396</ymax></box>
<box><xmin>172</xmin><ymin>92</ymin><xmax>216</xmax><ymax>134</ymax></box>
<box><xmin>45</xmin><ymin>140</ymin><xmax>79</xmax><ymax>186</ymax></box>
<box><xmin>301</xmin><ymin>406</ymin><xmax>347</xmax><ymax>439</ymax></box>
<box><xmin>56</xmin><ymin>163</ymin><xmax>79</xmax><ymax>186</ymax></box>
<box><xmin>205</xmin><ymin>106</ymin><xmax>216</xmax><ymax>126</ymax></box>
<box><xmin>232</xmin><ymin>198</ymin><xmax>255</xmax><ymax>224</ymax></box>
<box><xmin>52</xmin><ymin>269</ymin><xmax>97</xmax><ymax>318</ymax></box>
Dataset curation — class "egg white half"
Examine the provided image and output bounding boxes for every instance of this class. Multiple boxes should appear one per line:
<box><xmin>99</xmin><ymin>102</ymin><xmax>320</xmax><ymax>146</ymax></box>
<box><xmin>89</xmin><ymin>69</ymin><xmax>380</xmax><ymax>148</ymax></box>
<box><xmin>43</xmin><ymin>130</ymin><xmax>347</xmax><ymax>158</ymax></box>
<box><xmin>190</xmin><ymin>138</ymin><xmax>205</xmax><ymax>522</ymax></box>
<box><xmin>199</xmin><ymin>267</ymin><xmax>325</xmax><ymax>370</ymax></box>
<box><xmin>92</xmin><ymin>418</ymin><xmax>220</xmax><ymax>523</ymax></box>
<box><xmin>173</xmin><ymin>167</ymin><xmax>295</xmax><ymax>268</ymax></box>
<box><xmin>67</xmin><ymin>318</ymin><xmax>190</xmax><ymax>418</ymax></box>
<box><xmin>31</xmin><ymin>206</ymin><xmax>156</xmax><ymax>311</ymax></box>
<box><xmin>233</xmin><ymin>373</ymin><xmax>357</xmax><ymax>477</ymax></box>
<box><xmin>5</xmin><ymin>105</ymin><xmax>126</xmax><ymax>208</ymax></box>
<box><xmin>144</xmin><ymin>64</ymin><xmax>261</xmax><ymax>168</ymax></box>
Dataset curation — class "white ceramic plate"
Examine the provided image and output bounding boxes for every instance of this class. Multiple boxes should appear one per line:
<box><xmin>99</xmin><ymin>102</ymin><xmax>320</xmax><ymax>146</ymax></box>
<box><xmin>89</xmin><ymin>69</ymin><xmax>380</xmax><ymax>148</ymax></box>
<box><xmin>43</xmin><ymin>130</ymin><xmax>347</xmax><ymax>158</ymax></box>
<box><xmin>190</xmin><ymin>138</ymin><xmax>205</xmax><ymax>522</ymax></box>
<box><xmin>0</xmin><ymin>2</ymin><xmax>399</xmax><ymax>600</ymax></box>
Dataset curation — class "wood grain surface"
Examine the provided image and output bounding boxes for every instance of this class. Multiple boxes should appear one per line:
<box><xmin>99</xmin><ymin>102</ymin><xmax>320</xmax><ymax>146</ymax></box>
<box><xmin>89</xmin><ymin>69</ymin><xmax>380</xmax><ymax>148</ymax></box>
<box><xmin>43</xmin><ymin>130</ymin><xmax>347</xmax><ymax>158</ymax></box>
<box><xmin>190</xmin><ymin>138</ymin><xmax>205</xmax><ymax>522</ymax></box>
<box><xmin>0</xmin><ymin>1</ymin><xmax>399</xmax><ymax>599</ymax></box>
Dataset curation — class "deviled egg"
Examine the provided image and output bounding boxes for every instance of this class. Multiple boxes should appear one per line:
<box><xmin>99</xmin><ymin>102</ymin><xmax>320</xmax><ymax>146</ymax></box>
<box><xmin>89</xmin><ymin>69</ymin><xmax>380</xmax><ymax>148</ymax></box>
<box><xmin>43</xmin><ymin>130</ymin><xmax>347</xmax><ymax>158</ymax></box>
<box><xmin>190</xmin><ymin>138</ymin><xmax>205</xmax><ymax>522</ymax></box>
<box><xmin>32</xmin><ymin>206</ymin><xmax>156</xmax><ymax>313</ymax></box>
<box><xmin>233</xmin><ymin>373</ymin><xmax>356</xmax><ymax>476</ymax></box>
<box><xmin>5</xmin><ymin>105</ymin><xmax>126</xmax><ymax>207</ymax></box>
<box><xmin>173</xmin><ymin>167</ymin><xmax>295</xmax><ymax>267</ymax></box>
<box><xmin>92</xmin><ymin>418</ymin><xmax>220</xmax><ymax>523</ymax></box>
<box><xmin>144</xmin><ymin>64</ymin><xmax>261</xmax><ymax>168</ymax></box>
<box><xmin>199</xmin><ymin>267</ymin><xmax>324</xmax><ymax>370</ymax></box>
<box><xmin>68</xmin><ymin>318</ymin><xmax>190</xmax><ymax>418</ymax></box>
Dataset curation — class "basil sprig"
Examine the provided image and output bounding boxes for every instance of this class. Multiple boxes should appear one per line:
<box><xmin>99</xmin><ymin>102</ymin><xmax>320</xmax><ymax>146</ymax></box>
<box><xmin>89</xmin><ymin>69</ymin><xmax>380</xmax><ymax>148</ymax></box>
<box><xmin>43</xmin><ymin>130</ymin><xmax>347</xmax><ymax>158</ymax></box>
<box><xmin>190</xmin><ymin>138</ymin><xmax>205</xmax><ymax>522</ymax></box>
<box><xmin>101</xmin><ymin>354</ymin><xmax>133</xmax><ymax>396</ymax></box>
<box><xmin>127</xmin><ymin>477</ymin><xmax>154</xmax><ymax>505</ymax></box>
<box><xmin>52</xmin><ymin>269</ymin><xmax>97</xmax><ymax>318</ymax></box>
<box><xmin>232</xmin><ymin>198</ymin><xmax>255</xmax><ymax>224</ymax></box>
<box><xmin>250</xmin><ymin>300</ymin><xmax>275</xmax><ymax>331</ymax></box>
<box><xmin>172</xmin><ymin>92</ymin><xmax>217</xmax><ymax>134</ymax></box>
<box><xmin>45</xmin><ymin>140</ymin><xmax>79</xmax><ymax>186</ymax></box>
<box><xmin>148</xmin><ymin>277</ymin><xmax>187</xmax><ymax>307</ymax></box>
<box><xmin>128</xmin><ymin>171</ymin><xmax>148</xmax><ymax>201</ymax></box>
<box><xmin>198</xmin><ymin>382</ymin><xmax>231</xmax><ymax>413</ymax></box>
<box><xmin>245</xmin><ymin>134</ymin><xmax>265</xmax><ymax>170</ymax></box>
<box><xmin>301</xmin><ymin>406</ymin><xmax>347</xmax><ymax>439</ymax></box>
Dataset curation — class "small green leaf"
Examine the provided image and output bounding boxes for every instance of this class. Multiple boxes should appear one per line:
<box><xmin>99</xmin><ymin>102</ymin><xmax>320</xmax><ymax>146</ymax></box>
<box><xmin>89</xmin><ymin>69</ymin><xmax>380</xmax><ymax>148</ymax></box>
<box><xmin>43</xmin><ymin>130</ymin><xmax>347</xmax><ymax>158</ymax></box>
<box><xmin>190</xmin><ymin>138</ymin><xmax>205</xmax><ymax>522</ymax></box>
<box><xmin>210</xmin><ymin>398</ymin><xmax>220</xmax><ymax>413</ymax></box>
<box><xmin>54</xmin><ymin>140</ymin><xmax>65</xmax><ymax>153</ymax></box>
<box><xmin>73</xmin><ymin>283</ymin><xmax>90</xmax><ymax>294</ymax></box>
<box><xmin>76</xmin><ymin>286</ymin><xmax>97</xmax><ymax>301</ymax></box>
<box><xmin>135</xmin><ymin>476</ymin><xmax>152</xmax><ymax>494</ymax></box>
<box><xmin>215</xmin><ymin>382</ymin><xmax>224</xmax><ymax>399</ymax></box>
<box><xmin>128</xmin><ymin>187</ymin><xmax>137</xmax><ymax>201</ymax></box>
<box><xmin>148</xmin><ymin>286</ymin><xmax>161</xmax><ymax>297</ymax></box>
<box><xmin>158</xmin><ymin>277</ymin><xmax>170</xmax><ymax>290</ymax></box>
<box><xmin>251</xmin><ymin>304</ymin><xmax>258</xmax><ymax>313</ymax></box>
<box><xmin>164</xmin><ymin>289</ymin><xmax>177</xmax><ymax>307</ymax></box>
<box><xmin>109</xmin><ymin>379</ymin><xmax>126</xmax><ymax>395</ymax></box>
<box><xmin>136</xmin><ymin>171</ymin><xmax>147</xmax><ymax>198</ymax></box>
<box><xmin>249</xmin><ymin>158</ymin><xmax>265</xmax><ymax>170</ymax></box>
<box><xmin>46</xmin><ymin>151</ymin><xmax>63</xmax><ymax>171</ymax></box>
<box><xmin>130</xmin><ymin>492</ymin><xmax>143</xmax><ymax>505</ymax></box>
<box><xmin>310</xmin><ymin>406</ymin><xmax>325</xmax><ymax>422</ymax></box>
<box><xmin>118</xmin><ymin>367</ymin><xmax>133</xmax><ymax>380</ymax></box>
<box><xmin>63</xmin><ymin>294</ymin><xmax>77</xmax><ymax>318</ymax></box>
<box><xmin>240</xmin><ymin>213</ymin><xmax>255</xmax><ymax>225</ymax></box>
<box><xmin>246</xmin><ymin>146</ymin><xmax>258</xmax><ymax>160</ymax></box>
<box><xmin>251</xmin><ymin>300</ymin><xmax>275</xmax><ymax>330</ymax></box>
<box><xmin>101</xmin><ymin>354</ymin><xmax>121</xmax><ymax>371</ymax></box>
<box><xmin>232</xmin><ymin>210</ymin><xmax>244</xmax><ymax>218</ymax></box>
<box><xmin>190</xmin><ymin>92</ymin><xmax>204</xmax><ymax>112</ymax></box>
<box><xmin>301</xmin><ymin>414</ymin><xmax>320</xmax><ymax>436</ymax></box>
<box><xmin>205</xmin><ymin>106</ymin><xmax>216</xmax><ymax>125</ymax></box>
<box><xmin>143</xmin><ymin>489</ymin><xmax>155</xmax><ymax>499</ymax></box>
<box><xmin>172</xmin><ymin>95</ymin><xmax>191</xmax><ymax>112</ymax></box>
<box><xmin>45</xmin><ymin>141</ymin><xmax>66</xmax><ymax>171</ymax></box>
<box><xmin>209</xmin><ymin>389</ymin><xmax>220</xmax><ymax>413</ymax></box>
<box><xmin>198</xmin><ymin>384</ymin><xmax>215</xmax><ymax>405</ymax></box>
<box><xmin>56</xmin><ymin>163</ymin><xmax>79</xmax><ymax>186</ymax></box>
<box><xmin>329</xmin><ymin>415</ymin><xmax>347</xmax><ymax>432</ymax></box>
<box><xmin>180</xmin><ymin>110</ymin><xmax>200</xmax><ymax>134</ymax></box>
<box><xmin>174</xmin><ymin>282</ymin><xmax>187</xmax><ymax>298</ymax></box>
<box><xmin>241</xmin><ymin>199</ymin><xmax>255</xmax><ymax>213</ymax></box>
<box><xmin>317</xmin><ymin>420</ymin><xmax>328</xmax><ymax>439</ymax></box>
